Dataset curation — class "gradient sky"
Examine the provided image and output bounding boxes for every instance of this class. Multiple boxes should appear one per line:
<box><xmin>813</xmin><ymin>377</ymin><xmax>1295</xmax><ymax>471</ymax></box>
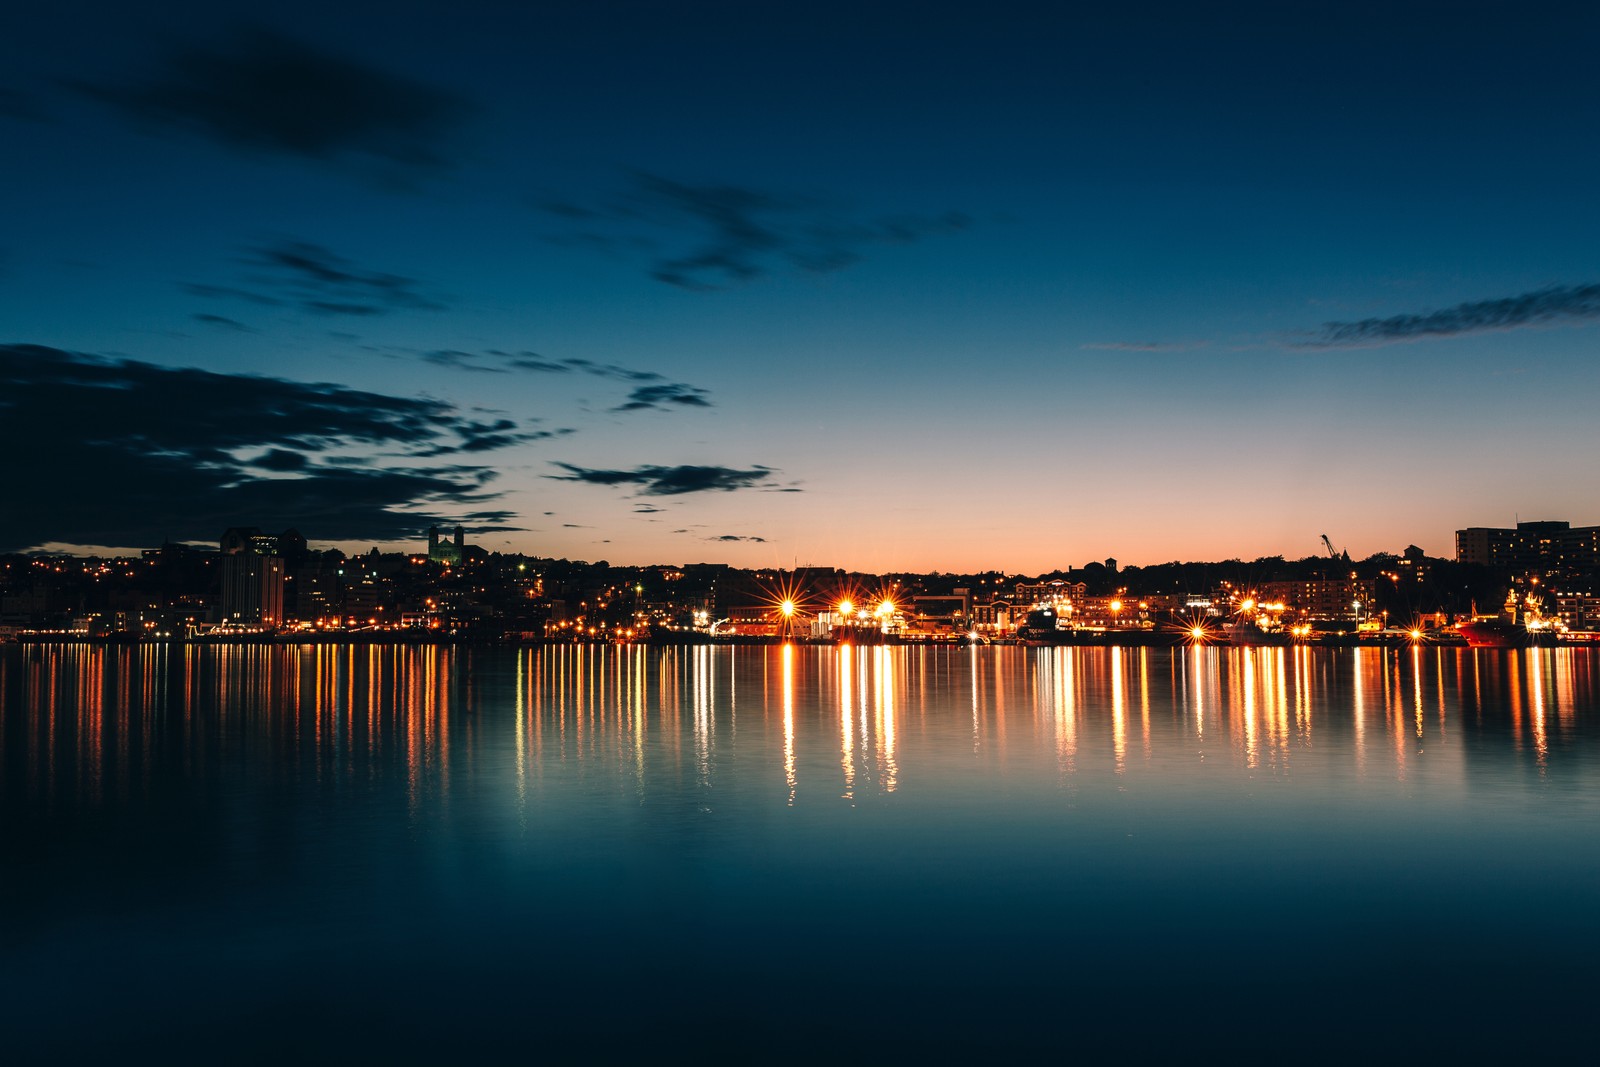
<box><xmin>5</xmin><ymin>1</ymin><xmax>1599</xmax><ymax>571</ymax></box>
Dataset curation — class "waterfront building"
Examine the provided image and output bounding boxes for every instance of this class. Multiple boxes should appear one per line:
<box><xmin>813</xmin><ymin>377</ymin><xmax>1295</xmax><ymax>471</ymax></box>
<box><xmin>1072</xmin><ymin>594</ymin><xmax>1145</xmax><ymax>629</ymax></box>
<box><xmin>910</xmin><ymin>588</ymin><xmax>971</xmax><ymax>630</ymax></box>
<box><xmin>1253</xmin><ymin>578</ymin><xmax>1376</xmax><ymax>622</ymax></box>
<box><xmin>1553</xmin><ymin>592</ymin><xmax>1600</xmax><ymax>632</ymax></box>
<box><xmin>967</xmin><ymin>600</ymin><xmax>1011</xmax><ymax>634</ymax></box>
<box><xmin>219</xmin><ymin>527</ymin><xmax>285</xmax><ymax>627</ymax></box>
<box><xmin>1015</xmin><ymin>580</ymin><xmax>1087</xmax><ymax>608</ymax></box>
<box><xmin>1455</xmin><ymin>520</ymin><xmax>1600</xmax><ymax>574</ymax></box>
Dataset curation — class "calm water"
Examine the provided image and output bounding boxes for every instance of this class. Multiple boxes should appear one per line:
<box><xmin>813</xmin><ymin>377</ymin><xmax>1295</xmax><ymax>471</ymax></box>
<box><xmin>3</xmin><ymin>643</ymin><xmax>1598</xmax><ymax>1059</ymax></box>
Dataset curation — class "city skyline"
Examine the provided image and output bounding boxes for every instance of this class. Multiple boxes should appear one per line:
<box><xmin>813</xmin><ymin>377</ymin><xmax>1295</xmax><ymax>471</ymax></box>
<box><xmin>6</xmin><ymin>2</ymin><xmax>1599</xmax><ymax>571</ymax></box>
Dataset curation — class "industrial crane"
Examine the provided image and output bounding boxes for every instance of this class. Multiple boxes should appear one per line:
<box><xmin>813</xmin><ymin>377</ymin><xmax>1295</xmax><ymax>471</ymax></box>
<box><xmin>1321</xmin><ymin>534</ymin><xmax>1348</xmax><ymax>563</ymax></box>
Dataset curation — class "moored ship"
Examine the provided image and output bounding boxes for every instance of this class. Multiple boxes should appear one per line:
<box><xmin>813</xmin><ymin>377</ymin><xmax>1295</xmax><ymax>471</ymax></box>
<box><xmin>1018</xmin><ymin>606</ymin><xmax>1071</xmax><ymax>646</ymax></box>
<box><xmin>1455</xmin><ymin>617</ymin><xmax>1533</xmax><ymax>648</ymax></box>
<box><xmin>1224</xmin><ymin>620</ymin><xmax>1290</xmax><ymax>646</ymax></box>
<box><xmin>1456</xmin><ymin>589</ymin><xmax>1557</xmax><ymax>648</ymax></box>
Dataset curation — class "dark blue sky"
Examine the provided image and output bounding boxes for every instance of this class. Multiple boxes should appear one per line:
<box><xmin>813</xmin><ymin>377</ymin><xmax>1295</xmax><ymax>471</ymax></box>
<box><xmin>5</xmin><ymin>1</ymin><xmax>1598</xmax><ymax>568</ymax></box>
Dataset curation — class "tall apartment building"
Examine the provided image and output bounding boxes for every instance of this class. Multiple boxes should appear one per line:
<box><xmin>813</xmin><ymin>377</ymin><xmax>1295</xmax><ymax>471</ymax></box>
<box><xmin>1455</xmin><ymin>521</ymin><xmax>1600</xmax><ymax>573</ymax></box>
<box><xmin>220</xmin><ymin>527</ymin><xmax>285</xmax><ymax>626</ymax></box>
<box><xmin>1255</xmin><ymin>578</ymin><xmax>1377</xmax><ymax>621</ymax></box>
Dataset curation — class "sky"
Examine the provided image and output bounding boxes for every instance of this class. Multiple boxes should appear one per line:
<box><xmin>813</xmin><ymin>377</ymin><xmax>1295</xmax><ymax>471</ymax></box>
<box><xmin>4</xmin><ymin>1</ymin><xmax>1599</xmax><ymax>572</ymax></box>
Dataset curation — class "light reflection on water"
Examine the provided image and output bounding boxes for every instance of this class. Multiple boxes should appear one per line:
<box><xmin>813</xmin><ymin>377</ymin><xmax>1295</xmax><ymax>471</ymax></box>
<box><xmin>7</xmin><ymin>642</ymin><xmax>1600</xmax><ymax>813</ymax></box>
<box><xmin>3</xmin><ymin>643</ymin><xmax>1599</xmax><ymax>1057</ymax></box>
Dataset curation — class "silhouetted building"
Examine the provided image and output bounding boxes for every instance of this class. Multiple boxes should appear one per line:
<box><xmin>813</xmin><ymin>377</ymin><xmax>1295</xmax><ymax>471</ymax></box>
<box><xmin>1456</xmin><ymin>521</ymin><xmax>1600</xmax><ymax>574</ymax></box>
<box><xmin>428</xmin><ymin>525</ymin><xmax>465</xmax><ymax>566</ymax></box>
<box><xmin>278</xmin><ymin>528</ymin><xmax>309</xmax><ymax>565</ymax></box>
<box><xmin>220</xmin><ymin>527</ymin><xmax>285</xmax><ymax>627</ymax></box>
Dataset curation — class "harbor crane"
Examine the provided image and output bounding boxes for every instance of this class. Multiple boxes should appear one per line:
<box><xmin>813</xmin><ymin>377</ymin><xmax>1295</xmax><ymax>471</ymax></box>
<box><xmin>1321</xmin><ymin>534</ymin><xmax>1348</xmax><ymax>562</ymax></box>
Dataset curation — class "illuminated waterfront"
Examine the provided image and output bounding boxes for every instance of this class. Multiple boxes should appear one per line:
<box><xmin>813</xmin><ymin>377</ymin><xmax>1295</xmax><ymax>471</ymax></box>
<box><xmin>4</xmin><ymin>643</ymin><xmax>1598</xmax><ymax>1057</ymax></box>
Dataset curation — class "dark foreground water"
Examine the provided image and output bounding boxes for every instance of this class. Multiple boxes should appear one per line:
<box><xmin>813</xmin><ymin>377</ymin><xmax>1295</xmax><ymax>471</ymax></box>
<box><xmin>3</xmin><ymin>643</ymin><xmax>1598</xmax><ymax>1060</ymax></box>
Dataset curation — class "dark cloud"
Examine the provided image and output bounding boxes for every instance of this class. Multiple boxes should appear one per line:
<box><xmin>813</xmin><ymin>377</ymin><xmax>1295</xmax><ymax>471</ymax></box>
<box><xmin>1302</xmin><ymin>283</ymin><xmax>1600</xmax><ymax>347</ymax></box>
<box><xmin>0</xmin><ymin>344</ymin><xmax>530</xmax><ymax>551</ymax></box>
<box><xmin>76</xmin><ymin>27</ymin><xmax>471</xmax><ymax>177</ymax></box>
<box><xmin>253</xmin><ymin>449</ymin><xmax>309</xmax><ymax>471</ymax></box>
<box><xmin>548</xmin><ymin>463</ymin><xmax>787</xmax><ymax>496</ymax></box>
<box><xmin>544</xmin><ymin>170</ymin><xmax>970</xmax><ymax>290</ymax></box>
<box><xmin>632</xmin><ymin>505</ymin><xmax>665</xmax><ymax>514</ymax></box>
<box><xmin>409</xmin><ymin>422</ymin><xmax>573</xmax><ymax>457</ymax></box>
<box><xmin>612</xmin><ymin>382</ymin><xmax>712</xmax><ymax>412</ymax></box>
<box><xmin>711</xmin><ymin>534</ymin><xmax>767</xmax><ymax>543</ymax></box>
<box><xmin>192</xmin><ymin>312</ymin><xmax>254</xmax><ymax>332</ymax></box>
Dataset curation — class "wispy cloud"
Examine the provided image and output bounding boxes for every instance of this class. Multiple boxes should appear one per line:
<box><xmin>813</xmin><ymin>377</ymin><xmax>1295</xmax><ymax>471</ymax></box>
<box><xmin>1079</xmin><ymin>340</ymin><xmax>1202</xmax><ymax>353</ymax></box>
<box><xmin>191</xmin><ymin>312</ymin><xmax>254</xmax><ymax>332</ymax></box>
<box><xmin>182</xmin><ymin>283</ymin><xmax>283</xmax><ymax>306</ymax></box>
<box><xmin>254</xmin><ymin>240</ymin><xmax>443</xmax><ymax>314</ymax></box>
<box><xmin>711</xmin><ymin>534</ymin><xmax>766</xmax><ymax>543</ymax></box>
<box><xmin>543</xmin><ymin>170</ymin><xmax>970</xmax><ymax>290</ymax></box>
<box><xmin>548</xmin><ymin>463</ymin><xmax>788</xmax><ymax>496</ymax></box>
<box><xmin>422</xmin><ymin>349</ymin><xmax>712</xmax><ymax>411</ymax></box>
<box><xmin>612</xmin><ymin>382</ymin><xmax>711</xmax><ymax>412</ymax></box>
<box><xmin>184</xmin><ymin>240</ymin><xmax>444</xmax><ymax>318</ymax></box>
<box><xmin>76</xmin><ymin>27</ymin><xmax>471</xmax><ymax>179</ymax></box>
<box><xmin>426</xmin><ymin>350</ymin><xmax>657</xmax><ymax>381</ymax></box>
<box><xmin>1300</xmin><ymin>283</ymin><xmax>1600</xmax><ymax>347</ymax></box>
<box><xmin>408</xmin><ymin>421</ymin><xmax>571</xmax><ymax>458</ymax></box>
<box><xmin>0</xmin><ymin>344</ymin><xmax>529</xmax><ymax>550</ymax></box>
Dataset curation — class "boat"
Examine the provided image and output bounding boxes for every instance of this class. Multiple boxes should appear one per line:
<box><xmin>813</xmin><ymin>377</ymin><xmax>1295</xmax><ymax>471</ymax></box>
<box><xmin>1456</xmin><ymin>590</ymin><xmax>1555</xmax><ymax>648</ymax></box>
<box><xmin>1224</xmin><ymin>620</ymin><xmax>1290</xmax><ymax>647</ymax></box>
<box><xmin>1456</xmin><ymin>618</ymin><xmax>1533</xmax><ymax>648</ymax></box>
<box><xmin>1017</xmin><ymin>606</ymin><xmax>1071</xmax><ymax>646</ymax></box>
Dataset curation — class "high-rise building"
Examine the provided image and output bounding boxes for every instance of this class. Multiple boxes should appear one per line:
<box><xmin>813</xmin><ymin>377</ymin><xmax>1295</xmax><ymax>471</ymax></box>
<box><xmin>1455</xmin><ymin>521</ymin><xmax>1600</xmax><ymax>574</ymax></box>
<box><xmin>220</xmin><ymin>527</ymin><xmax>285</xmax><ymax>626</ymax></box>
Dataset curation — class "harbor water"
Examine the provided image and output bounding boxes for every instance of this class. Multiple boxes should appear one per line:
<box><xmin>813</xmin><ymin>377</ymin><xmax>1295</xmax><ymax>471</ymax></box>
<box><xmin>3</xmin><ymin>643</ymin><xmax>1597</xmax><ymax>1059</ymax></box>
